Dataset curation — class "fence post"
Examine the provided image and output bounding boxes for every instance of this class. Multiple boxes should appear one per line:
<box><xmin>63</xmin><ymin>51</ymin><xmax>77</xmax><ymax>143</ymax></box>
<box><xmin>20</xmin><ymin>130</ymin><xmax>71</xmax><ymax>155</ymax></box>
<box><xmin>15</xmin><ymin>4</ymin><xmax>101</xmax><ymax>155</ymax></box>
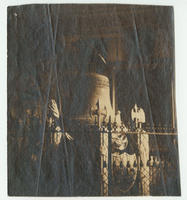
<box><xmin>107</xmin><ymin>116</ymin><xmax>112</xmax><ymax>195</ymax></box>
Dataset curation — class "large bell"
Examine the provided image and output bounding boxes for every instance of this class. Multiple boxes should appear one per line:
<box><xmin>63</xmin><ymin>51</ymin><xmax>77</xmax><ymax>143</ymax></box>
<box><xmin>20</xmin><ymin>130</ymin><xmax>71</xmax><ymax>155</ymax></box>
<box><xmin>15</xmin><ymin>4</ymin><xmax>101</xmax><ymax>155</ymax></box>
<box><xmin>62</xmin><ymin>72</ymin><xmax>115</xmax><ymax>126</ymax></box>
<box><xmin>71</xmin><ymin>72</ymin><xmax>115</xmax><ymax>124</ymax></box>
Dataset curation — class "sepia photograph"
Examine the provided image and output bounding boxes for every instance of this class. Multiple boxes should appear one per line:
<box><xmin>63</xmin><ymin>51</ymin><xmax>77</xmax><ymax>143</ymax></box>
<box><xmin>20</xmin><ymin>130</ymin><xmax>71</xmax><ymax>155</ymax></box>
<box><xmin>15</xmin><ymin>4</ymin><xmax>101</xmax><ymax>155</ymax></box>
<box><xmin>7</xmin><ymin>4</ymin><xmax>181</xmax><ymax>196</ymax></box>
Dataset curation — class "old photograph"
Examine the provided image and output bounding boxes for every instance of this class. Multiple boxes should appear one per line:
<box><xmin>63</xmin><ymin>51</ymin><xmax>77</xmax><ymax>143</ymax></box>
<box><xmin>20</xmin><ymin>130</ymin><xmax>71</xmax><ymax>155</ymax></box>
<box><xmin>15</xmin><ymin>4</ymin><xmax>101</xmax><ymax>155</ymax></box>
<box><xmin>7</xmin><ymin>4</ymin><xmax>181</xmax><ymax>196</ymax></box>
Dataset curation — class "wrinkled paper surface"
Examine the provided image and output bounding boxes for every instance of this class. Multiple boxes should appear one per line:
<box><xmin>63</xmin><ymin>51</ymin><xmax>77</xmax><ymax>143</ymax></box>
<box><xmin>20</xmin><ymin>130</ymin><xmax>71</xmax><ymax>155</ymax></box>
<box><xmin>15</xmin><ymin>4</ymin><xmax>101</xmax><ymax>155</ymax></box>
<box><xmin>7</xmin><ymin>4</ymin><xmax>181</xmax><ymax>196</ymax></box>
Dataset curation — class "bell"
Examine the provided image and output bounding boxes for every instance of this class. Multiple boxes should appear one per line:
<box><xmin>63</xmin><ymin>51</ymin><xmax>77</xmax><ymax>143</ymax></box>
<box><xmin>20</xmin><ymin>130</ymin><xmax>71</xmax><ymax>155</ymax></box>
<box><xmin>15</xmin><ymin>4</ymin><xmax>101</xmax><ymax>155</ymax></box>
<box><xmin>65</xmin><ymin>72</ymin><xmax>115</xmax><ymax>125</ymax></box>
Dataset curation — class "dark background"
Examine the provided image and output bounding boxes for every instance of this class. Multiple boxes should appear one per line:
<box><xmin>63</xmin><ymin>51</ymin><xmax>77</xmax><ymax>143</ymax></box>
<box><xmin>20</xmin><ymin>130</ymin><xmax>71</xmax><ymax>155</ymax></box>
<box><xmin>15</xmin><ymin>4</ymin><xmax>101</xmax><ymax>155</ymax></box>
<box><xmin>7</xmin><ymin>4</ymin><xmax>179</xmax><ymax>196</ymax></box>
